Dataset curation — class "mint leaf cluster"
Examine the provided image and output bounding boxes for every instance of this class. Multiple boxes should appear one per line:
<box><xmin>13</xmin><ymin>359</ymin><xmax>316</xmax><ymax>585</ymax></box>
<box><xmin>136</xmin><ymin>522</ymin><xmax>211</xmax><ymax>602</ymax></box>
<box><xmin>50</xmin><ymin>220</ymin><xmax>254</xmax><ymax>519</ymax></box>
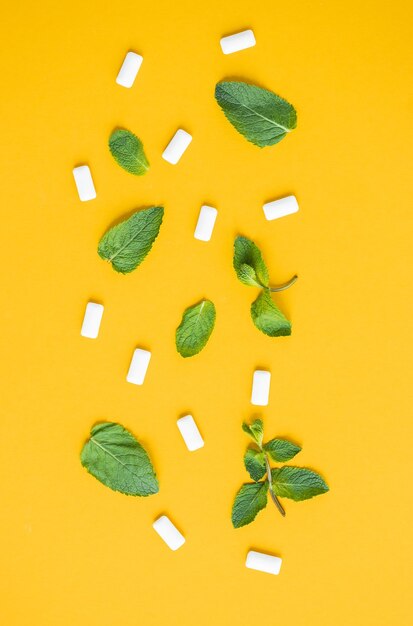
<box><xmin>232</xmin><ymin>419</ymin><xmax>328</xmax><ymax>528</ymax></box>
<box><xmin>79</xmin><ymin>56</ymin><xmax>308</xmax><ymax>534</ymax></box>
<box><xmin>233</xmin><ymin>236</ymin><xmax>296</xmax><ymax>337</ymax></box>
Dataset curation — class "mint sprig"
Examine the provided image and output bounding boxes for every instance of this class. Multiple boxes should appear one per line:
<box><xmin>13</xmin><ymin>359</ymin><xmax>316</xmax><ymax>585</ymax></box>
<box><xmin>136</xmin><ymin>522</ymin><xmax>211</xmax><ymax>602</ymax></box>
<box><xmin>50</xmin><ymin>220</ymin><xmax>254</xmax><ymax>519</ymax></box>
<box><xmin>233</xmin><ymin>236</ymin><xmax>297</xmax><ymax>337</ymax></box>
<box><xmin>233</xmin><ymin>237</ymin><xmax>269</xmax><ymax>288</ymax></box>
<box><xmin>232</xmin><ymin>419</ymin><xmax>328</xmax><ymax>527</ymax></box>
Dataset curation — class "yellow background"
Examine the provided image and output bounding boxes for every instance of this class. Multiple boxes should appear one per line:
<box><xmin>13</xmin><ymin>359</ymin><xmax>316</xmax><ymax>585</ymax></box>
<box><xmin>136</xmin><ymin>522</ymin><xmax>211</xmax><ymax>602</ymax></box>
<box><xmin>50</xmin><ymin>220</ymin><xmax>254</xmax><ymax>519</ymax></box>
<box><xmin>1</xmin><ymin>1</ymin><xmax>412</xmax><ymax>624</ymax></box>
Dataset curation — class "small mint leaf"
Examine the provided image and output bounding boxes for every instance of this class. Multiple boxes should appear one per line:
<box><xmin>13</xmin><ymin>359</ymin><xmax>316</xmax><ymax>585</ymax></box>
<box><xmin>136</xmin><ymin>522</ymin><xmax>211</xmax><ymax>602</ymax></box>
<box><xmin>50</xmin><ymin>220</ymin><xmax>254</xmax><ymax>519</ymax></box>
<box><xmin>233</xmin><ymin>237</ymin><xmax>269</xmax><ymax>288</ymax></box>
<box><xmin>238</xmin><ymin>264</ymin><xmax>263</xmax><ymax>288</ymax></box>
<box><xmin>175</xmin><ymin>299</ymin><xmax>216</xmax><ymax>358</ymax></box>
<box><xmin>109</xmin><ymin>129</ymin><xmax>149</xmax><ymax>175</ymax></box>
<box><xmin>272</xmin><ymin>466</ymin><xmax>329</xmax><ymax>501</ymax></box>
<box><xmin>244</xmin><ymin>447</ymin><xmax>266</xmax><ymax>481</ymax></box>
<box><xmin>264</xmin><ymin>438</ymin><xmax>301</xmax><ymax>462</ymax></box>
<box><xmin>251</xmin><ymin>289</ymin><xmax>291</xmax><ymax>337</ymax></box>
<box><xmin>242</xmin><ymin>418</ymin><xmax>264</xmax><ymax>447</ymax></box>
<box><xmin>231</xmin><ymin>481</ymin><xmax>268</xmax><ymax>528</ymax></box>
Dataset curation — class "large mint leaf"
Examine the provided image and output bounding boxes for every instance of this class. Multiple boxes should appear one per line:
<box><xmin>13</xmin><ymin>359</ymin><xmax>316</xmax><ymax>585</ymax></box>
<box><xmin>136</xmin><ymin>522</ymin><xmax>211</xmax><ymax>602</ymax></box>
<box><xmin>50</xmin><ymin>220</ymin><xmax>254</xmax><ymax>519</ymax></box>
<box><xmin>98</xmin><ymin>206</ymin><xmax>164</xmax><ymax>274</ymax></box>
<box><xmin>175</xmin><ymin>299</ymin><xmax>216</xmax><ymax>358</ymax></box>
<box><xmin>233</xmin><ymin>236</ymin><xmax>269</xmax><ymax>288</ymax></box>
<box><xmin>264</xmin><ymin>438</ymin><xmax>301</xmax><ymax>462</ymax></box>
<box><xmin>80</xmin><ymin>422</ymin><xmax>159</xmax><ymax>496</ymax></box>
<box><xmin>272</xmin><ymin>466</ymin><xmax>329</xmax><ymax>501</ymax></box>
<box><xmin>231</xmin><ymin>481</ymin><xmax>268</xmax><ymax>528</ymax></box>
<box><xmin>215</xmin><ymin>81</ymin><xmax>297</xmax><ymax>147</ymax></box>
<box><xmin>244</xmin><ymin>447</ymin><xmax>266</xmax><ymax>481</ymax></box>
<box><xmin>242</xmin><ymin>418</ymin><xmax>264</xmax><ymax>446</ymax></box>
<box><xmin>251</xmin><ymin>289</ymin><xmax>292</xmax><ymax>337</ymax></box>
<box><xmin>109</xmin><ymin>129</ymin><xmax>149</xmax><ymax>175</ymax></box>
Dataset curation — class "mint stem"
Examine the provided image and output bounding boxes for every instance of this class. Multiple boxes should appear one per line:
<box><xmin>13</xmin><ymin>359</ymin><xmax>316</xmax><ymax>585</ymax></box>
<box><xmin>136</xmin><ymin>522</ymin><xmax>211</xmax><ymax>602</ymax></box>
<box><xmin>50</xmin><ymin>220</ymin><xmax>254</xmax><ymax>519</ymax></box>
<box><xmin>269</xmin><ymin>274</ymin><xmax>298</xmax><ymax>292</ymax></box>
<box><xmin>264</xmin><ymin>453</ymin><xmax>285</xmax><ymax>517</ymax></box>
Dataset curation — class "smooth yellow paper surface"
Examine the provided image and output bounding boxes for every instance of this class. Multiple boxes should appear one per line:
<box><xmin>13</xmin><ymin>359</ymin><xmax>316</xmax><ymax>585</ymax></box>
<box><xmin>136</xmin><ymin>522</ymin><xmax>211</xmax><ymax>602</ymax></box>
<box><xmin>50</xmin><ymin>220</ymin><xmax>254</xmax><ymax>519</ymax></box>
<box><xmin>0</xmin><ymin>1</ymin><xmax>412</xmax><ymax>624</ymax></box>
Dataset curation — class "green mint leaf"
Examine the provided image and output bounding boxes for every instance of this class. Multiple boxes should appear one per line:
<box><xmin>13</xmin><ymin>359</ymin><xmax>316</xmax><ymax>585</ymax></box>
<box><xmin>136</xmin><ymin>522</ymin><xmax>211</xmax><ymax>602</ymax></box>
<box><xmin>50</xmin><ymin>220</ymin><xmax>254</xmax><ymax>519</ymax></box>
<box><xmin>251</xmin><ymin>289</ymin><xmax>292</xmax><ymax>337</ymax></box>
<box><xmin>98</xmin><ymin>206</ymin><xmax>164</xmax><ymax>274</ymax></box>
<box><xmin>80</xmin><ymin>422</ymin><xmax>159</xmax><ymax>496</ymax></box>
<box><xmin>272</xmin><ymin>466</ymin><xmax>329</xmax><ymax>501</ymax></box>
<box><xmin>109</xmin><ymin>129</ymin><xmax>149</xmax><ymax>175</ymax></box>
<box><xmin>242</xmin><ymin>418</ymin><xmax>264</xmax><ymax>447</ymax></box>
<box><xmin>244</xmin><ymin>447</ymin><xmax>266</xmax><ymax>481</ymax></box>
<box><xmin>231</xmin><ymin>481</ymin><xmax>268</xmax><ymax>528</ymax></box>
<box><xmin>175</xmin><ymin>299</ymin><xmax>216</xmax><ymax>358</ymax></box>
<box><xmin>264</xmin><ymin>438</ymin><xmax>301</xmax><ymax>462</ymax></box>
<box><xmin>238</xmin><ymin>264</ymin><xmax>263</xmax><ymax>288</ymax></box>
<box><xmin>233</xmin><ymin>236</ymin><xmax>269</xmax><ymax>288</ymax></box>
<box><xmin>215</xmin><ymin>80</ymin><xmax>297</xmax><ymax>148</ymax></box>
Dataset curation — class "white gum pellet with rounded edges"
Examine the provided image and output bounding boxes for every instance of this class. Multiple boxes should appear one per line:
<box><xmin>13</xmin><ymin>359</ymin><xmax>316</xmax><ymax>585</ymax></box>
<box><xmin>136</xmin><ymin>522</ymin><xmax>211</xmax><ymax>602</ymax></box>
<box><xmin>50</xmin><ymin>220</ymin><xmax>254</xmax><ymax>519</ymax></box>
<box><xmin>162</xmin><ymin>129</ymin><xmax>192</xmax><ymax>164</ymax></box>
<box><xmin>72</xmin><ymin>165</ymin><xmax>96</xmax><ymax>201</ymax></box>
<box><xmin>177</xmin><ymin>415</ymin><xmax>204</xmax><ymax>451</ymax></box>
<box><xmin>246</xmin><ymin>550</ymin><xmax>282</xmax><ymax>575</ymax></box>
<box><xmin>153</xmin><ymin>516</ymin><xmax>185</xmax><ymax>551</ymax></box>
<box><xmin>263</xmin><ymin>195</ymin><xmax>299</xmax><ymax>221</ymax></box>
<box><xmin>80</xmin><ymin>302</ymin><xmax>104</xmax><ymax>339</ymax></box>
<box><xmin>220</xmin><ymin>30</ymin><xmax>256</xmax><ymax>54</ymax></box>
<box><xmin>126</xmin><ymin>349</ymin><xmax>151</xmax><ymax>385</ymax></box>
<box><xmin>194</xmin><ymin>205</ymin><xmax>218</xmax><ymax>242</ymax></box>
<box><xmin>116</xmin><ymin>51</ymin><xmax>143</xmax><ymax>88</ymax></box>
<box><xmin>251</xmin><ymin>370</ymin><xmax>271</xmax><ymax>406</ymax></box>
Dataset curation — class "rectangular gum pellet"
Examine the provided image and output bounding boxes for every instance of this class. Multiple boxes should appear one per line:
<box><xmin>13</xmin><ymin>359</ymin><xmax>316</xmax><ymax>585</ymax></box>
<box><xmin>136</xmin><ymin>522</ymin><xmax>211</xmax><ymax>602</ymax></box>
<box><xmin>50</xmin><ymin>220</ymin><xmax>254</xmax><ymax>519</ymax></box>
<box><xmin>162</xmin><ymin>129</ymin><xmax>192</xmax><ymax>164</ymax></box>
<box><xmin>126</xmin><ymin>348</ymin><xmax>151</xmax><ymax>385</ymax></box>
<box><xmin>116</xmin><ymin>51</ymin><xmax>143</xmax><ymax>88</ymax></box>
<box><xmin>72</xmin><ymin>165</ymin><xmax>96</xmax><ymax>201</ymax></box>
<box><xmin>194</xmin><ymin>205</ymin><xmax>218</xmax><ymax>242</ymax></box>
<box><xmin>220</xmin><ymin>29</ymin><xmax>256</xmax><ymax>54</ymax></box>
<box><xmin>263</xmin><ymin>195</ymin><xmax>299</xmax><ymax>221</ymax></box>
<box><xmin>80</xmin><ymin>302</ymin><xmax>104</xmax><ymax>339</ymax></box>
<box><xmin>153</xmin><ymin>515</ymin><xmax>185</xmax><ymax>551</ymax></box>
<box><xmin>177</xmin><ymin>415</ymin><xmax>204</xmax><ymax>451</ymax></box>
<box><xmin>251</xmin><ymin>370</ymin><xmax>271</xmax><ymax>406</ymax></box>
<box><xmin>246</xmin><ymin>550</ymin><xmax>282</xmax><ymax>575</ymax></box>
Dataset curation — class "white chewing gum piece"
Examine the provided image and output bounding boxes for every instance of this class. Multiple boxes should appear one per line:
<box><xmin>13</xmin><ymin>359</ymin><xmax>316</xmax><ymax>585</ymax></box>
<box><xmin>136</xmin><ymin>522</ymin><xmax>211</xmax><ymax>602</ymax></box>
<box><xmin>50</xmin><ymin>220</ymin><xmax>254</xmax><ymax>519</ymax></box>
<box><xmin>162</xmin><ymin>129</ymin><xmax>192</xmax><ymax>164</ymax></box>
<box><xmin>116</xmin><ymin>51</ymin><xmax>143</xmax><ymax>88</ymax></box>
<box><xmin>220</xmin><ymin>29</ymin><xmax>256</xmax><ymax>54</ymax></box>
<box><xmin>126</xmin><ymin>348</ymin><xmax>151</xmax><ymax>385</ymax></box>
<box><xmin>246</xmin><ymin>550</ymin><xmax>282</xmax><ymax>575</ymax></box>
<box><xmin>177</xmin><ymin>415</ymin><xmax>204</xmax><ymax>451</ymax></box>
<box><xmin>251</xmin><ymin>370</ymin><xmax>271</xmax><ymax>406</ymax></box>
<box><xmin>263</xmin><ymin>195</ymin><xmax>299</xmax><ymax>221</ymax></box>
<box><xmin>72</xmin><ymin>165</ymin><xmax>96</xmax><ymax>201</ymax></box>
<box><xmin>194</xmin><ymin>205</ymin><xmax>218</xmax><ymax>242</ymax></box>
<box><xmin>80</xmin><ymin>302</ymin><xmax>104</xmax><ymax>339</ymax></box>
<box><xmin>153</xmin><ymin>515</ymin><xmax>185</xmax><ymax>551</ymax></box>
